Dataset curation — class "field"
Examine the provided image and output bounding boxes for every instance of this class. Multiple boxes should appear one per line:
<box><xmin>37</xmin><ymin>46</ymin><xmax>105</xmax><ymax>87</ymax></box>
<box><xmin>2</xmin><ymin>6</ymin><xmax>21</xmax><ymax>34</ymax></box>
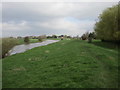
<box><xmin>2</xmin><ymin>39</ymin><xmax>119</xmax><ymax>88</ymax></box>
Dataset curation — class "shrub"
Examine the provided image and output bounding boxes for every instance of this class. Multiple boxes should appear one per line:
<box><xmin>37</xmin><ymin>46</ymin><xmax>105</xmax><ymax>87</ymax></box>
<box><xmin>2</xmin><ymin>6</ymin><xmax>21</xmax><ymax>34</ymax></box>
<box><xmin>52</xmin><ymin>35</ymin><xmax>57</xmax><ymax>38</ymax></box>
<box><xmin>81</xmin><ymin>34</ymin><xmax>87</xmax><ymax>40</ymax></box>
<box><xmin>88</xmin><ymin>33</ymin><xmax>93</xmax><ymax>43</ymax></box>
<box><xmin>81</xmin><ymin>32</ymin><xmax>89</xmax><ymax>40</ymax></box>
<box><xmin>24</xmin><ymin>37</ymin><xmax>29</xmax><ymax>44</ymax></box>
<box><xmin>47</xmin><ymin>36</ymin><xmax>52</xmax><ymax>38</ymax></box>
<box><xmin>38</xmin><ymin>36</ymin><xmax>42</xmax><ymax>42</ymax></box>
<box><xmin>0</xmin><ymin>38</ymin><xmax>18</xmax><ymax>58</ymax></box>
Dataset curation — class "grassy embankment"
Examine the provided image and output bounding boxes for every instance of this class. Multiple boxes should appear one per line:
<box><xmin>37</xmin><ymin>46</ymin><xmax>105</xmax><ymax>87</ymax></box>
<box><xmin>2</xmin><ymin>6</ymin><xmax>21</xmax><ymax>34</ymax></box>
<box><xmin>2</xmin><ymin>39</ymin><xmax>119</xmax><ymax>88</ymax></box>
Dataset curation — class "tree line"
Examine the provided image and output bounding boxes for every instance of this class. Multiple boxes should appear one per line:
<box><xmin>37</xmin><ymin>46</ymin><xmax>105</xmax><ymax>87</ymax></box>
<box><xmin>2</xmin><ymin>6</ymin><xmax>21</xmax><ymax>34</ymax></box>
<box><xmin>81</xmin><ymin>3</ymin><xmax>120</xmax><ymax>43</ymax></box>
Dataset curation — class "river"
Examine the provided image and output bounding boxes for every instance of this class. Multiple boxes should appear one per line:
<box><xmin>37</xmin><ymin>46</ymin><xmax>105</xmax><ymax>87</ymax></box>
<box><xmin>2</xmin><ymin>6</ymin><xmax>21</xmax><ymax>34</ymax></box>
<box><xmin>8</xmin><ymin>40</ymin><xmax>59</xmax><ymax>56</ymax></box>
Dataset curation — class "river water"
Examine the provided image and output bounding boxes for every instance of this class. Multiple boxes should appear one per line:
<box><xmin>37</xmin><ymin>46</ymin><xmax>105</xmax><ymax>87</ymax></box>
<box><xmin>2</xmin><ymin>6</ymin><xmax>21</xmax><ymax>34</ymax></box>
<box><xmin>8</xmin><ymin>40</ymin><xmax>59</xmax><ymax>56</ymax></box>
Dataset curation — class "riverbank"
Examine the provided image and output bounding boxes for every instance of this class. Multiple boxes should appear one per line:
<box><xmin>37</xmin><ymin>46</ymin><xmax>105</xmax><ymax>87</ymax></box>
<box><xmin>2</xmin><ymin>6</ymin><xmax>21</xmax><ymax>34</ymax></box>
<box><xmin>3</xmin><ymin>39</ymin><xmax>118</xmax><ymax>88</ymax></box>
<box><xmin>0</xmin><ymin>38</ymin><xmax>41</xmax><ymax>58</ymax></box>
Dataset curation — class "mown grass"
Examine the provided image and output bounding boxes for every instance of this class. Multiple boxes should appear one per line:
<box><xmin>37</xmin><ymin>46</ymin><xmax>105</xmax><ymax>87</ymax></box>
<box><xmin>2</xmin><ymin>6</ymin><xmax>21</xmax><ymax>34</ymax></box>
<box><xmin>2</xmin><ymin>39</ymin><xmax>118</xmax><ymax>88</ymax></box>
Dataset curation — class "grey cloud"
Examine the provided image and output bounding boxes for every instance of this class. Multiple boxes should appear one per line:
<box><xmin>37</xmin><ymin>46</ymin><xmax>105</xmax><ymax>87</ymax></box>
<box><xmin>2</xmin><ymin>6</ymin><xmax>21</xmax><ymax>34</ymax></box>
<box><xmin>2</xmin><ymin>2</ymin><xmax>118</xmax><ymax>37</ymax></box>
<box><xmin>3</xmin><ymin>2</ymin><xmax>117</xmax><ymax>21</ymax></box>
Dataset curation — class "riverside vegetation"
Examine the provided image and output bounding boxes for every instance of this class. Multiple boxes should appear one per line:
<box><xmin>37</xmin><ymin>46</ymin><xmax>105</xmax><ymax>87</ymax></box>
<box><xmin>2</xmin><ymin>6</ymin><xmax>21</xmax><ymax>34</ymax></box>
<box><xmin>0</xmin><ymin>37</ymin><xmax>41</xmax><ymax>58</ymax></box>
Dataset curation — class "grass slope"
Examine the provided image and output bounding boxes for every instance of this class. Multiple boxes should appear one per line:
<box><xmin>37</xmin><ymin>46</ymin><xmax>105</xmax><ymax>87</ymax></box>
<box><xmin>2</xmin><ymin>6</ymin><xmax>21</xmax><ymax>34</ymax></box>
<box><xmin>2</xmin><ymin>40</ymin><xmax>118</xmax><ymax>88</ymax></box>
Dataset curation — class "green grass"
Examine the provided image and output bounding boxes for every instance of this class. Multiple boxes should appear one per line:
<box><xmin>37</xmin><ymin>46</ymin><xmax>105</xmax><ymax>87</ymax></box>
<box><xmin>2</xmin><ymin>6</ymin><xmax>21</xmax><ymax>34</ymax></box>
<box><xmin>0</xmin><ymin>60</ymin><xmax>2</xmax><ymax>89</ymax></box>
<box><xmin>2</xmin><ymin>39</ymin><xmax>118</xmax><ymax>88</ymax></box>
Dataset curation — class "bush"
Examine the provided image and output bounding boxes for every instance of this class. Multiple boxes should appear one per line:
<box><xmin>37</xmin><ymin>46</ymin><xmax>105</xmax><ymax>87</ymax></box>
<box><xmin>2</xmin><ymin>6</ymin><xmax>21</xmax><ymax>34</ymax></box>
<box><xmin>81</xmin><ymin>34</ymin><xmax>87</xmax><ymax>40</ymax></box>
<box><xmin>38</xmin><ymin>36</ymin><xmax>43</xmax><ymax>42</ymax></box>
<box><xmin>47</xmin><ymin>36</ymin><xmax>52</xmax><ymax>38</ymax></box>
<box><xmin>81</xmin><ymin>32</ymin><xmax>89</xmax><ymax>40</ymax></box>
<box><xmin>0</xmin><ymin>38</ymin><xmax>18</xmax><ymax>58</ymax></box>
<box><xmin>52</xmin><ymin>35</ymin><xmax>57</xmax><ymax>38</ymax></box>
<box><xmin>24</xmin><ymin>37</ymin><xmax>29</xmax><ymax>44</ymax></box>
<box><xmin>88</xmin><ymin>33</ymin><xmax>93</xmax><ymax>43</ymax></box>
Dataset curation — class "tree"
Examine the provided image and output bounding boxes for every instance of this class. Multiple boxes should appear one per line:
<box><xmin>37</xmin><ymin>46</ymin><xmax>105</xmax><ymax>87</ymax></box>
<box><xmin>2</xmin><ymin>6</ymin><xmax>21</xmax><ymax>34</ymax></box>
<box><xmin>38</xmin><ymin>36</ymin><xmax>42</xmax><ymax>42</ymax></box>
<box><xmin>47</xmin><ymin>36</ymin><xmax>52</xmax><ymax>38</ymax></box>
<box><xmin>24</xmin><ymin>37</ymin><xmax>29</xmax><ymax>44</ymax></box>
<box><xmin>17</xmin><ymin>36</ymin><xmax>22</xmax><ymax>39</ymax></box>
<box><xmin>94</xmin><ymin>4</ymin><xmax>120</xmax><ymax>42</ymax></box>
<box><xmin>88</xmin><ymin>33</ymin><xmax>94</xmax><ymax>43</ymax></box>
<box><xmin>52</xmin><ymin>35</ymin><xmax>57</xmax><ymax>38</ymax></box>
<box><xmin>81</xmin><ymin>32</ymin><xmax>89</xmax><ymax>40</ymax></box>
<box><xmin>67</xmin><ymin>36</ymin><xmax>71</xmax><ymax>38</ymax></box>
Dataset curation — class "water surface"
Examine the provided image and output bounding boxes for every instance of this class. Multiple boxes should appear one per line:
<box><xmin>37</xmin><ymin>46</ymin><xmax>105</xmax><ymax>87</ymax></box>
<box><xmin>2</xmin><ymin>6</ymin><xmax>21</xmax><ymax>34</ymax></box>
<box><xmin>8</xmin><ymin>40</ymin><xmax>59</xmax><ymax>56</ymax></box>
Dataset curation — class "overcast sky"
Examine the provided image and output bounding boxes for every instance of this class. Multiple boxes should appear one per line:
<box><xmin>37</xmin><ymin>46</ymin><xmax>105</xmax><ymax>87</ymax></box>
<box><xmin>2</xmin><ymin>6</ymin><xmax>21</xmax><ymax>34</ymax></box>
<box><xmin>1</xmin><ymin>1</ymin><xmax>119</xmax><ymax>37</ymax></box>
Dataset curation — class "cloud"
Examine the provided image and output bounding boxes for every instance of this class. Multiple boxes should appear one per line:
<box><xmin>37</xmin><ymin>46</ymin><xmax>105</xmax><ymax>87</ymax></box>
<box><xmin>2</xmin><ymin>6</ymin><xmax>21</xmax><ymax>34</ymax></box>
<box><xmin>2</xmin><ymin>2</ymin><xmax>118</xmax><ymax>37</ymax></box>
<box><xmin>36</xmin><ymin>18</ymin><xmax>95</xmax><ymax>35</ymax></box>
<box><xmin>2</xmin><ymin>21</ymin><xmax>30</xmax><ymax>31</ymax></box>
<box><xmin>2</xmin><ymin>21</ymin><xmax>31</xmax><ymax>37</ymax></box>
<box><xmin>3</xmin><ymin>2</ymin><xmax>117</xmax><ymax>22</ymax></box>
<box><xmin>2</xmin><ymin>0</ymin><xmax>120</xmax><ymax>2</ymax></box>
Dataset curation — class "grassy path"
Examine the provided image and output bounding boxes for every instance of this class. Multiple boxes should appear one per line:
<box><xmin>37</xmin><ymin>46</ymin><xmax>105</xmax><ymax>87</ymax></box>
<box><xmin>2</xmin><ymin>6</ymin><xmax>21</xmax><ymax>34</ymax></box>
<box><xmin>2</xmin><ymin>39</ymin><xmax>118</xmax><ymax>88</ymax></box>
